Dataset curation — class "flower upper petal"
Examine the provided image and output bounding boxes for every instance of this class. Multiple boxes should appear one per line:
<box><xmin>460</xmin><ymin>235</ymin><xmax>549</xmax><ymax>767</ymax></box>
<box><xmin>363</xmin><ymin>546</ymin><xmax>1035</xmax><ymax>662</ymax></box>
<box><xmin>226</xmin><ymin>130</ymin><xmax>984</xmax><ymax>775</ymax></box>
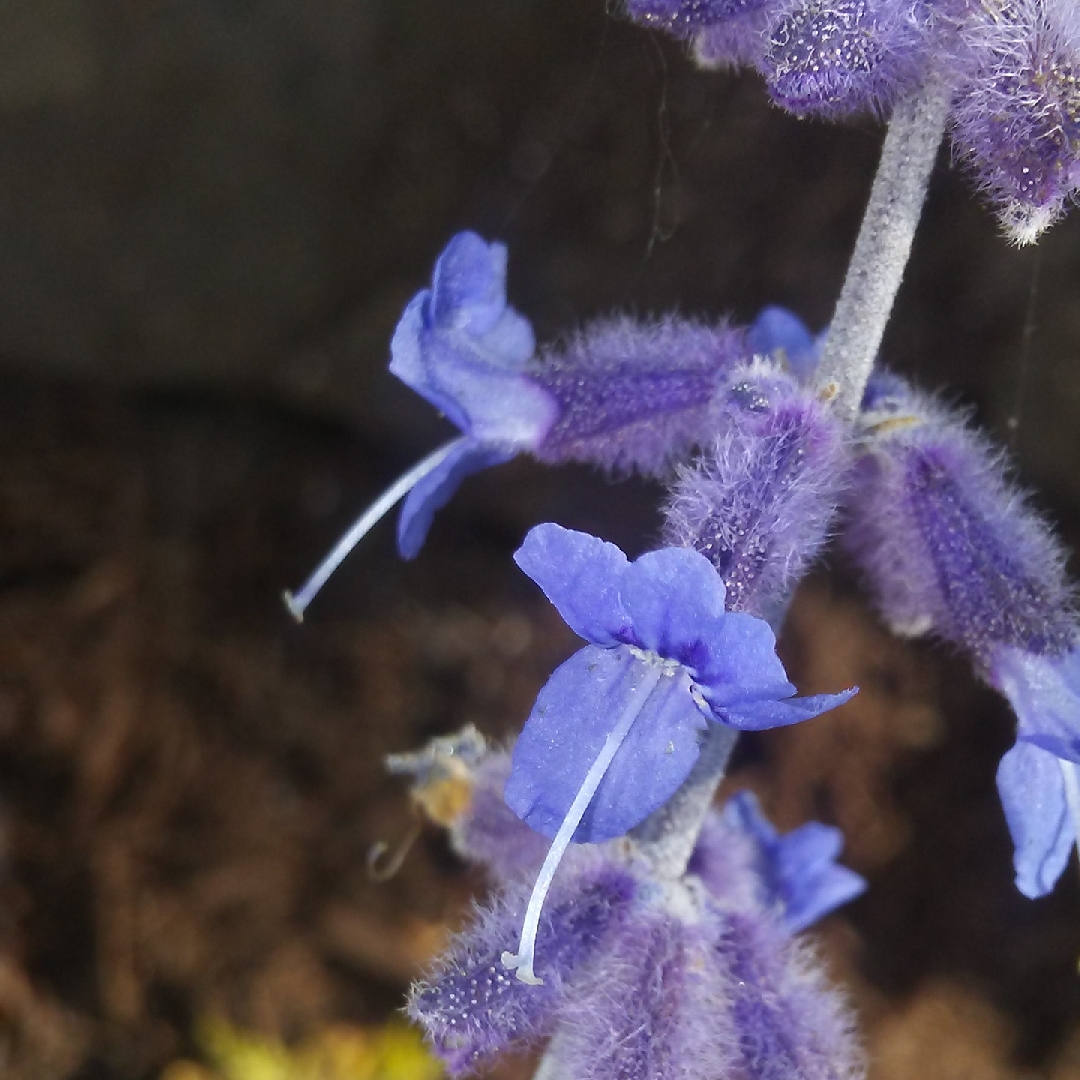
<box><xmin>397</xmin><ymin>439</ymin><xmax>514</xmax><ymax>560</ymax></box>
<box><xmin>691</xmin><ymin>611</ymin><xmax>797</xmax><ymax>708</ymax></box>
<box><xmin>747</xmin><ymin>306</ymin><xmax>822</xmax><ymax>382</ymax></box>
<box><xmin>504</xmin><ymin>645</ymin><xmax>709</xmax><ymax>843</ymax></box>
<box><xmin>992</xmin><ymin>644</ymin><xmax>1080</xmax><ymax>763</ymax></box>
<box><xmin>389</xmin><ymin>233</ymin><xmax>557</xmax><ymax>449</ymax></box>
<box><xmin>620</xmin><ymin>545</ymin><xmax>729</xmax><ymax>657</ymax></box>
<box><xmin>996</xmin><ymin>740</ymin><xmax>1074</xmax><ymax>899</ymax></box>
<box><xmin>429</xmin><ymin>231</ymin><xmax>515</xmax><ymax>337</ymax></box>
<box><xmin>513</xmin><ymin>524</ymin><xmax>631</xmax><ymax>646</ymax></box>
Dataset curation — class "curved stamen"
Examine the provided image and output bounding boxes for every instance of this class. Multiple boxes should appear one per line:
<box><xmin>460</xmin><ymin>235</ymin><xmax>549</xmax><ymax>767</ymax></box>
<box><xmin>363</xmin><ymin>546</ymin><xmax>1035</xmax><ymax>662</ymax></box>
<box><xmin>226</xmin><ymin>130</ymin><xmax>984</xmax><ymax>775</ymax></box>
<box><xmin>502</xmin><ymin>663</ymin><xmax>668</xmax><ymax>985</ymax></box>
<box><xmin>283</xmin><ymin>436</ymin><xmax>467</xmax><ymax>621</ymax></box>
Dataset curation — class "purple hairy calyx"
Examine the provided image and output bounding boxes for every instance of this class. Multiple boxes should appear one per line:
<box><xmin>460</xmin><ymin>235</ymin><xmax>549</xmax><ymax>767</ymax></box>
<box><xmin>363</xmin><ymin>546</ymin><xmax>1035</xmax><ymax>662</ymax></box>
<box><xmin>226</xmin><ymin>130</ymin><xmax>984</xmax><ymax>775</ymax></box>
<box><xmin>846</xmin><ymin>372</ymin><xmax>1080</xmax><ymax>896</ymax></box>
<box><xmin>401</xmin><ymin>736</ymin><xmax>866</xmax><ymax>1080</ymax></box>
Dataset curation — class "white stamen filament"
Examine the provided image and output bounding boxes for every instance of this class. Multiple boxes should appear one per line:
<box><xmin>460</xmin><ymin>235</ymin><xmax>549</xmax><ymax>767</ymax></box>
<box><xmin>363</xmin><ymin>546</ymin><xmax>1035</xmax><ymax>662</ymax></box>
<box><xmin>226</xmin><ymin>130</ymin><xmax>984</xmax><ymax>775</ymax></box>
<box><xmin>1059</xmin><ymin>759</ymin><xmax>1080</xmax><ymax>874</ymax></box>
<box><xmin>283</xmin><ymin>436</ymin><xmax>466</xmax><ymax>621</ymax></box>
<box><xmin>501</xmin><ymin>664</ymin><xmax>668</xmax><ymax>985</ymax></box>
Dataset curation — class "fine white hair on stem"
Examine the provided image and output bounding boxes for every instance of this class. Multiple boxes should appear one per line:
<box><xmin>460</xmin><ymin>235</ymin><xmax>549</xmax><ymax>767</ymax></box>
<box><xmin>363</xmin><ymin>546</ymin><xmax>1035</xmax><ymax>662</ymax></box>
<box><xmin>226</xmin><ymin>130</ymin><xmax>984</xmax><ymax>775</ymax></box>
<box><xmin>817</xmin><ymin>75</ymin><xmax>953</xmax><ymax>416</ymax></box>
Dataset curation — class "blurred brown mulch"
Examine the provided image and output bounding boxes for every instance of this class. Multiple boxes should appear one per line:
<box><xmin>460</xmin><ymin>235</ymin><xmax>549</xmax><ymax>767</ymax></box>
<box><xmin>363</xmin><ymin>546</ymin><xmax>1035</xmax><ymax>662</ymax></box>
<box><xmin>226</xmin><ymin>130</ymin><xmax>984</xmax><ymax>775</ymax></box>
<box><xmin>0</xmin><ymin>377</ymin><xmax>1077</xmax><ymax>1079</ymax></box>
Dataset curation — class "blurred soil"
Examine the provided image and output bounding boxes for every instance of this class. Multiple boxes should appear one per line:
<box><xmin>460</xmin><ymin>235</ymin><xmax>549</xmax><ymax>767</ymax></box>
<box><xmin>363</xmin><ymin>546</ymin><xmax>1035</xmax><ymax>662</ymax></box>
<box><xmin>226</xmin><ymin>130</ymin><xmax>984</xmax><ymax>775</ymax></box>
<box><xmin>0</xmin><ymin>377</ymin><xmax>1077</xmax><ymax>1079</ymax></box>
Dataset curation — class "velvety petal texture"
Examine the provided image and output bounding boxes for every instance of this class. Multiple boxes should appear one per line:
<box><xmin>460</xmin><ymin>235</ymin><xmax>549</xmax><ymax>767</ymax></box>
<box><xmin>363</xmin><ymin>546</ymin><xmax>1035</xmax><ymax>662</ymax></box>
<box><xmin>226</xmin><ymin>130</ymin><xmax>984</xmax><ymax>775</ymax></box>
<box><xmin>504</xmin><ymin>646</ymin><xmax>710</xmax><ymax>843</ymax></box>
<box><xmin>721</xmin><ymin>791</ymin><xmax>866</xmax><ymax>932</ymax></box>
<box><xmin>996</xmin><ymin>741</ymin><xmax>1074</xmax><ymax>898</ymax></box>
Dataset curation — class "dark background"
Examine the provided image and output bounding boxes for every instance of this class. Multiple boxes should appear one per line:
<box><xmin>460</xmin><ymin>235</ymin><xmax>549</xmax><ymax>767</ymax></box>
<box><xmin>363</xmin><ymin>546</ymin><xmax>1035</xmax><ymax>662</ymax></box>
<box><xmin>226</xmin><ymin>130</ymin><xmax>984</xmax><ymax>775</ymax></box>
<box><xmin>0</xmin><ymin>1</ymin><xmax>1079</xmax><ymax>1077</ymax></box>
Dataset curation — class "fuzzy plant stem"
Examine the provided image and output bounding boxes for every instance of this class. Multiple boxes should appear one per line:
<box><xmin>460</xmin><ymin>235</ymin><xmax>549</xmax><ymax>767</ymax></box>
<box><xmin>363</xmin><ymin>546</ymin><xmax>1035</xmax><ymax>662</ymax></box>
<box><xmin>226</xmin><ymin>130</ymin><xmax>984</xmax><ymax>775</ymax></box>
<box><xmin>629</xmin><ymin>724</ymin><xmax>738</xmax><ymax>878</ymax></box>
<box><xmin>818</xmin><ymin>76</ymin><xmax>952</xmax><ymax>416</ymax></box>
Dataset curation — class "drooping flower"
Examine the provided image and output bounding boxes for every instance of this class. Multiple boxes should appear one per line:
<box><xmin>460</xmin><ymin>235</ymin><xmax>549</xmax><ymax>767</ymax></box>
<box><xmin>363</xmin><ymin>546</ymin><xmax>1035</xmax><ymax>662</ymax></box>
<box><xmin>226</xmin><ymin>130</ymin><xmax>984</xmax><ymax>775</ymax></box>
<box><xmin>843</xmin><ymin>374</ymin><xmax>1080</xmax><ymax>896</ymax></box>
<box><xmin>285</xmin><ymin>236</ymin><xmax>751</xmax><ymax>617</ymax></box>
<box><xmin>500</xmin><ymin>523</ymin><xmax>854</xmax><ymax>982</ymax></box>
<box><xmin>663</xmin><ymin>359</ymin><xmax>851</xmax><ymax>618</ymax></box>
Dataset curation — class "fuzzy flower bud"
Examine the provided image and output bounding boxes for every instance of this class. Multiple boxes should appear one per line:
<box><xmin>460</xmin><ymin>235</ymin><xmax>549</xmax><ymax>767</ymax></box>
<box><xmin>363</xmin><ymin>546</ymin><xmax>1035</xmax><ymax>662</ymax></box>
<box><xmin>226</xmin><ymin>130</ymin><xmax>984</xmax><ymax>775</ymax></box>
<box><xmin>662</xmin><ymin>361</ymin><xmax>851</xmax><ymax>618</ymax></box>
<box><xmin>950</xmin><ymin>0</ymin><xmax>1080</xmax><ymax>243</ymax></box>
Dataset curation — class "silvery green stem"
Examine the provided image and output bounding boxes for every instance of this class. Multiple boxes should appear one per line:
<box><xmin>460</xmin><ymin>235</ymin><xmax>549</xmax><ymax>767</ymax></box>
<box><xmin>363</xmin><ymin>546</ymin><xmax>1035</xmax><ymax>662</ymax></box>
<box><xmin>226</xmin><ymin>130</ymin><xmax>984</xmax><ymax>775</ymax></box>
<box><xmin>628</xmin><ymin>722</ymin><xmax>738</xmax><ymax>879</ymax></box>
<box><xmin>818</xmin><ymin>76</ymin><xmax>952</xmax><ymax>416</ymax></box>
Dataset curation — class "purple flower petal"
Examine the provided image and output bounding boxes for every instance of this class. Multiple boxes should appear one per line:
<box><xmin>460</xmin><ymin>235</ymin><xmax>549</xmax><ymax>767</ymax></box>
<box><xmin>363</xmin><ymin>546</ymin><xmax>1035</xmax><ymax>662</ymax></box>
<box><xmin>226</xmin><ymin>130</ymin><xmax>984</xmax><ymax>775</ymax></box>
<box><xmin>747</xmin><ymin>306</ymin><xmax>822</xmax><ymax>382</ymax></box>
<box><xmin>722</xmin><ymin>792</ymin><xmax>865</xmax><ymax>933</ymax></box>
<box><xmin>397</xmin><ymin>439</ymin><xmax>514</xmax><ymax>560</ymax></box>
<box><xmin>513</xmin><ymin>523</ymin><xmax>631</xmax><ymax>647</ymax></box>
<box><xmin>620</xmin><ymin>545</ymin><xmax>730</xmax><ymax>657</ymax></box>
<box><xmin>504</xmin><ymin>645</ymin><xmax>709</xmax><ymax>843</ymax></box>
<box><xmin>991</xmin><ymin>645</ymin><xmax>1080</xmax><ymax>764</ymax></box>
<box><xmin>429</xmin><ymin>231</ymin><xmax>514</xmax><ymax>336</ymax></box>
<box><xmin>691</xmin><ymin>611</ymin><xmax>797</xmax><ymax>708</ymax></box>
<box><xmin>389</xmin><ymin>234</ymin><xmax>557</xmax><ymax>449</ymax></box>
<box><xmin>714</xmin><ymin>687</ymin><xmax>856</xmax><ymax>730</ymax></box>
<box><xmin>996</xmin><ymin>740</ymin><xmax>1075</xmax><ymax>899</ymax></box>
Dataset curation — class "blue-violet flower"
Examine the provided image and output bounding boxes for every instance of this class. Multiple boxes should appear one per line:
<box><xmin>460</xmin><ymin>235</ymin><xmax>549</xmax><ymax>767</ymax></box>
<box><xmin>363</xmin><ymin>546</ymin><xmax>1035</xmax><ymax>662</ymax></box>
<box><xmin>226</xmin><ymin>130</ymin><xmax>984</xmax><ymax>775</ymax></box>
<box><xmin>500</xmin><ymin>522</ymin><xmax>855</xmax><ymax>981</ymax></box>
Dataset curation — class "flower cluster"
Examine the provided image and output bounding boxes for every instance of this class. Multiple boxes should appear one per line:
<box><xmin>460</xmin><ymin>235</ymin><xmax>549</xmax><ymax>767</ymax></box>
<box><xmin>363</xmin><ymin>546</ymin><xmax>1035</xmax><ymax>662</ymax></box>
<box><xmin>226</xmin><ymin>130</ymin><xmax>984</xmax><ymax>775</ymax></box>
<box><xmin>623</xmin><ymin>0</ymin><xmax>1080</xmax><ymax>240</ymax></box>
<box><xmin>398</xmin><ymin>735</ymin><xmax>866</xmax><ymax>1080</ymax></box>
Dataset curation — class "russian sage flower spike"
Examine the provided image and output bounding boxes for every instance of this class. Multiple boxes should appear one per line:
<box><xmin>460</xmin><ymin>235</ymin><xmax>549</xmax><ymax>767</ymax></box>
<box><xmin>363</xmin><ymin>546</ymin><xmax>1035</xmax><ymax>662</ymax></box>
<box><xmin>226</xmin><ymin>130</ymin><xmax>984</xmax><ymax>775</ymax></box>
<box><xmin>663</xmin><ymin>359</ymin><xmax>851</xmax><ymax>618</ymax></box>
<box><xmin>624</xmin><ymin>0</ymin><xmax>1080</xmax><ymax>240</ymax></box>
<box><xmin>844</xmin><ymin>376</ymin><xmax>1080</xmax><ymax>897</ymax></box>
<box><xmin>500</xmin><ymin>523</ymin><xmax>855</xmax><ymax>983</ymax></box>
